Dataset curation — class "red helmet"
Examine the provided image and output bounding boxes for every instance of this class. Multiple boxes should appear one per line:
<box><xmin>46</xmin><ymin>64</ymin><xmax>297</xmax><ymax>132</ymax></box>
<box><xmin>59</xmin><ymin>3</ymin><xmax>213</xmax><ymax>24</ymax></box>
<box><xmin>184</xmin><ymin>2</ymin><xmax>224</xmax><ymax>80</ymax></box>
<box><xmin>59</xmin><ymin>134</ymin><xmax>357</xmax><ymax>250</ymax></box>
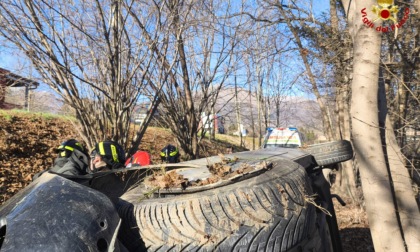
<box><xmin>125</xmin><ymin>151</ymin><xmax>151</xmax><ymax>167</ymax></box>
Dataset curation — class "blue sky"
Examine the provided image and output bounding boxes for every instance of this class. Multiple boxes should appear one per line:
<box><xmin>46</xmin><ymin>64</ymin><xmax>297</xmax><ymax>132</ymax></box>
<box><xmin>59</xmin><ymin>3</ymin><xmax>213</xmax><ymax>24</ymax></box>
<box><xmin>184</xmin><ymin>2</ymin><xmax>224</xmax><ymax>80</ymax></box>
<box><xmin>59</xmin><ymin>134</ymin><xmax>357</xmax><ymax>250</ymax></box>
<box><xmin>0</xmin><ymin>0</ymin><xmax>330</xmax><ymax>92</ymax></box>
<box><xmin>0</xmin><ymin>50</ymin><xmax>19</xmax><ymax>70</ymax></box>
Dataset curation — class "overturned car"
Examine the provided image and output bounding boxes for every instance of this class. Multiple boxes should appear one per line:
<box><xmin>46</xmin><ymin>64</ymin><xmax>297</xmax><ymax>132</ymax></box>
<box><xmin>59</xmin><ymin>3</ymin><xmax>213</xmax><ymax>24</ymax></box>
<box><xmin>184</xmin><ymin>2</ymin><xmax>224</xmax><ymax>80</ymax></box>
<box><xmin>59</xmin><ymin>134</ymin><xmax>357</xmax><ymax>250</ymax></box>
<box><xmin>0</xmin><ymin>140</ymin><xmax>353</xmax><ymax>252</ymax></box>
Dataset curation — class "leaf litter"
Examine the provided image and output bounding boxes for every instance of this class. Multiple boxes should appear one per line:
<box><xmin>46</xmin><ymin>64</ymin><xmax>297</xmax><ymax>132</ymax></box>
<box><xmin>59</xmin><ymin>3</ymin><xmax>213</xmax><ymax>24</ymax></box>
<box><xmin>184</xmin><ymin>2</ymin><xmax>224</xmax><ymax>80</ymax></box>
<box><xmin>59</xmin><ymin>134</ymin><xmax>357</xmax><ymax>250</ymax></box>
<box><xmin>143</xmin><ymin>154</ymin><xmax>270</xmax><ymax>190</ymax></box>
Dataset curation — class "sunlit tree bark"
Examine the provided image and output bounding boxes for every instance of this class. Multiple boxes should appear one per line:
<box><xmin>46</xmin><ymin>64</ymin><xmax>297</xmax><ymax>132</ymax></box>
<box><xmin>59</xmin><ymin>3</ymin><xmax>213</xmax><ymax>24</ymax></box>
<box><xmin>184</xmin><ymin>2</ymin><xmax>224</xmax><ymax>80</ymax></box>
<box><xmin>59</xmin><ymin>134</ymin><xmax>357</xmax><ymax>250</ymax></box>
<box><xmin>343</xmin><ymin>0</ymin><xmax>420</xmax><ymax>250</ymax></box>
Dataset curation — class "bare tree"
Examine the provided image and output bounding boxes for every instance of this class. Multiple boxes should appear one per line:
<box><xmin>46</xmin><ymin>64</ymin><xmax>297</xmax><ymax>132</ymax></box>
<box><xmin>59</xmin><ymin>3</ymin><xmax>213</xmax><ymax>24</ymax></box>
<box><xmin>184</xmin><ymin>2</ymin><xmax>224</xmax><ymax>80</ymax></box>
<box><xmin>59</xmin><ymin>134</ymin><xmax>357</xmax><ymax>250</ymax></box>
<box><xmin>125</xmin><ymin>0</ymin><xmax>242</xmax><ymax>159</ymax></box>
<box><xmin>380</xmin><ymin>1</ymin><xmax>420</xmax><ymax>170</ymax></box>
<box><xmin>271</xmin><ymin>70</ymin><xmax>300</xmax><ymax>128</ymax></box>
<box><xmin>0</xmin><ymin>0</ymin><xmax>159</xmax><ymax>151</ymax></box>
<box><xmin>235</xmin><ymin>18</ymin><xmax>292</xmax><ymax>145</ymax></box>
<box><xmin>295</xmin><ymin>0</ymin><xmax>358</xmax><ymax>200</ymax></box>
<box><xmin>241</xmin><ymin>1</ymin><xmax>336</xmax><ymax>141</ymax></box>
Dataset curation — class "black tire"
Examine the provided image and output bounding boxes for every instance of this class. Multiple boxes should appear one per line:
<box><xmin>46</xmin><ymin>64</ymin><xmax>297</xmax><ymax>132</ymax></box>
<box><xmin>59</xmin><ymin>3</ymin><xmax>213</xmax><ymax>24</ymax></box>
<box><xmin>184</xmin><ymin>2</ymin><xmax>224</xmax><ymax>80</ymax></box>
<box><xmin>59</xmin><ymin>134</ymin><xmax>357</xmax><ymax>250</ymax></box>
<box><xmin>304</xmin><ymin>140</ymin><xmax>353</xmax><ymax>166</ymax></box>
<box><xmin>118</xmin><ymin>159</ymin><xmax>322</xmax><ymax>251</ymax></box>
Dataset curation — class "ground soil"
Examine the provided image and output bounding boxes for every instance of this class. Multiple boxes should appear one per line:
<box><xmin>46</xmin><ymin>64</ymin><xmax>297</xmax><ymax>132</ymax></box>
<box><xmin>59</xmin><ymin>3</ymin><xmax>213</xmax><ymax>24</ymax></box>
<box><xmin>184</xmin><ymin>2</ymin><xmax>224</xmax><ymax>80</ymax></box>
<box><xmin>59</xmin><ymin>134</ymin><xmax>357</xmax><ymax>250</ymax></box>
<box><xmin>0</xmin><ymin>111</ymin><xmax>374</xmax><ymax>251</ymax></box>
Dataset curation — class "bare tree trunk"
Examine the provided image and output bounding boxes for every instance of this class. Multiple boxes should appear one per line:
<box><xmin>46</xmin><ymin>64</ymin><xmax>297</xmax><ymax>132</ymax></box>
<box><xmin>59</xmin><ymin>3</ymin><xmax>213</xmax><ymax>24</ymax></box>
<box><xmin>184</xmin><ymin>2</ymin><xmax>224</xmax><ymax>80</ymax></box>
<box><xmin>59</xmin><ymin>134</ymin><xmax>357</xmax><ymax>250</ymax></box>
<box><xmin>351</xmin><ymin>38</ymin><xmax>405</xmax><ymax>252</ymax></box>
<box><xmin>265</xmin><ymin>95</ymin><xmax>270</xmax><ymax>129</ymax></box>
<box><xmin>385</xmin><ymin>116</ymin><xmax>420</xmax><ymax>251</ymax></box>
<box><xmin>234</xmin><ymin>76</ymin><xmax>243</xmax><ymax>147</ymax></box>
<box><xmin>347</xmin><ymin>0</ymin><xmax>406</xmax><ymax>250</ymax></box>
<box><xmin>257</xmin><ymin>72</ymin><xmax>263</xmax><ymax>147</ymax></box>
<box><xmin>275</xmin><ymin>100</ymin><xmax>281</xmax><ymax>127</ymax></box>
<box><xmin>336</xmin><ymin>83</ymin><xmax>358</xmax><ymax>202</ymax></box>
<box><xmin>249</xmin><ymin>82</ymin><xmax>256</xmax><ymax>150</ymax></box>
<box><xmin>336</xmin><ymin>39</ymin><xmax>357</xmax><ymax>200</ymax></box>
<box><xmin>127</xmin><ymin>96</ymin><xmax>161</xmax><ymax>156</ymax></box>
<box><xmin>211</xmin><ymin>100</ymin><xmax>216</xmax><ymax>140</ymax></box>
<box><xmin>396</xmin><ymin>75</ymin><xmax>409</xmax><ymax>147</ymax></box>
<box><xmin>379</xmin><ymin>71</ymin><xmax>420</xmax><ymax>251</ymax></box>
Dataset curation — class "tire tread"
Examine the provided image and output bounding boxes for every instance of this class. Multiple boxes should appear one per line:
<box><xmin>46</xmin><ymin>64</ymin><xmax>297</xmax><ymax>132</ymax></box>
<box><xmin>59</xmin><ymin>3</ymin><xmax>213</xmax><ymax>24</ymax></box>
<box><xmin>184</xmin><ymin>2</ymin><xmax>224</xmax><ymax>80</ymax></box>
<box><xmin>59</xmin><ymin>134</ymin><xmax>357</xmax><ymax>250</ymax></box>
<box><xmin>119</xmin><ymin>160</ymin><xmax>318</xmax><ymax>251</ymax></box>
<box><xmin>304</xmin><ymin>140</ymin><xmax>353</xmax><ymax>166</ymax></box>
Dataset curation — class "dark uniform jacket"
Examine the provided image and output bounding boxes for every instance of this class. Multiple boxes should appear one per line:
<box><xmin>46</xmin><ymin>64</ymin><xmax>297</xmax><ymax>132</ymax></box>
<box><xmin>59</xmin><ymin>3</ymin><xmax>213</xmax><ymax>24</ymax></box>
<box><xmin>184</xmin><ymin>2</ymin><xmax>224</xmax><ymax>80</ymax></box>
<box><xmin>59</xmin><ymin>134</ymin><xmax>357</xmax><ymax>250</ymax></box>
<box><xmin>49</xmin><ymin>149</ymin><xmax>89</xmax><ymax>175</ymax></box>
<box><xmin>33</xmin><ymin>149</ymin><xmax>89</xmax><ymax>180</ymax></box>
<box><xmin>88</xmin><ymin>167</ymin><xmax>126</xmax><ymax>206</ymax></box>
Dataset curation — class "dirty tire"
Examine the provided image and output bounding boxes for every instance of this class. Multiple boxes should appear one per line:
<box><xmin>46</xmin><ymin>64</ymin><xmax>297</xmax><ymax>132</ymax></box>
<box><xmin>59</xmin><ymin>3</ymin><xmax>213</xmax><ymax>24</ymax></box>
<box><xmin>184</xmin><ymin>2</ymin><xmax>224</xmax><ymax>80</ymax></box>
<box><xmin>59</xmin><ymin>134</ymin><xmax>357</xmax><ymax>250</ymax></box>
<box><xmin>304</xmin><ymin>140</ymin><xmax>353</xmax><ymax>166</ymax></box>
<box><xmin>118</xmin><ymin>159</ymin><xmax>322</xmax><ymax>252</ymax></box>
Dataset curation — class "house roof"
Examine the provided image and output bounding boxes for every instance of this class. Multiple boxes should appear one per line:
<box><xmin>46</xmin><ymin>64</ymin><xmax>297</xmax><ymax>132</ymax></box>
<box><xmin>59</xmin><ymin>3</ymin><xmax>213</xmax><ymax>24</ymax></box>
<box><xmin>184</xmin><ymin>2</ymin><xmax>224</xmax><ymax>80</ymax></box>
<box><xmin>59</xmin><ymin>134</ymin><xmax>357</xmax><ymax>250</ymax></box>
<box><xmin>0</xmin><ymin>67</ymin><xmax>39</xmax><ymax>88</ymax></box>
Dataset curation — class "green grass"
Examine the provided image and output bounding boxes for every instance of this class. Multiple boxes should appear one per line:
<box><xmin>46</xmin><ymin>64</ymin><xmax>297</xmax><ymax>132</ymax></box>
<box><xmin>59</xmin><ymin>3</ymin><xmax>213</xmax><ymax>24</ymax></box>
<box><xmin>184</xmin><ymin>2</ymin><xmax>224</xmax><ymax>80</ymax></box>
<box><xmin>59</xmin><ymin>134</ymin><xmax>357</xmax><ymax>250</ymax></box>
<box><xmin>0</xmin><ymin>109</ymin><xmax>76</xmax><ymax>121</ymax></box>
<box><xmin>2</xmin><ymin>114</ymin><xmax>13</xmax><ymax>121</ymax></box>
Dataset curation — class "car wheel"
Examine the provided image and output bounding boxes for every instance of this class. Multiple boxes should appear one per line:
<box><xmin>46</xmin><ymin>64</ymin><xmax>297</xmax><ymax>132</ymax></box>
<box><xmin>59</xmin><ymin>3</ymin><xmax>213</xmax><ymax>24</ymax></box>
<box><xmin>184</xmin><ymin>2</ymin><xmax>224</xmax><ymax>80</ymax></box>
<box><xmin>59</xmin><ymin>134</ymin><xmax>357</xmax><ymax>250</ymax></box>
<box><xmin>118</xmin><ymin>159</ymin><xmax>322</xmax><ymax>251</ymax></box>
<box><xmin>304</xmin><ymin>140</ymin><xmax>353</xmax><ymax>166</ymax></box>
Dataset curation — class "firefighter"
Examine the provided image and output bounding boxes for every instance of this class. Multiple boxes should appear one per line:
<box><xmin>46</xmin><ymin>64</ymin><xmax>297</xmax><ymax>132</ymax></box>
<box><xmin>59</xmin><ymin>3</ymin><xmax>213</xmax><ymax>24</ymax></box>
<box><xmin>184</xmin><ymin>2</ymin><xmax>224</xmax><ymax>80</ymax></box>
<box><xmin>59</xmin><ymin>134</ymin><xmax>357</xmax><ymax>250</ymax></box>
<box><xmin>160</xmin><ymin>144</ymin><xmax>180</xmax><ymax>163</ymax></box>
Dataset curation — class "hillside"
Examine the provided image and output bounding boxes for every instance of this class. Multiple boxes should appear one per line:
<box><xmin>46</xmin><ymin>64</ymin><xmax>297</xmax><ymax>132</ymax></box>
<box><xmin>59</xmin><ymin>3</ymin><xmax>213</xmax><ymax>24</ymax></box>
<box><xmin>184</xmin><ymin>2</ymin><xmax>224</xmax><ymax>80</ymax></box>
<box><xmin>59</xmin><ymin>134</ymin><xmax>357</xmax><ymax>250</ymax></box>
<box><xmin>0</xmin><ymin>112</ymin><xmax>78</xmax><ymax>203</ymax></box>
<box><xmin>0</xmin><ymin>110</ymin><xmax>249</xmax><ymax>204</ymax></box>
<box><xmin>0</xmin><ymin>110</ymin><xmax>373</xmax><ymax>251</ymax></box>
